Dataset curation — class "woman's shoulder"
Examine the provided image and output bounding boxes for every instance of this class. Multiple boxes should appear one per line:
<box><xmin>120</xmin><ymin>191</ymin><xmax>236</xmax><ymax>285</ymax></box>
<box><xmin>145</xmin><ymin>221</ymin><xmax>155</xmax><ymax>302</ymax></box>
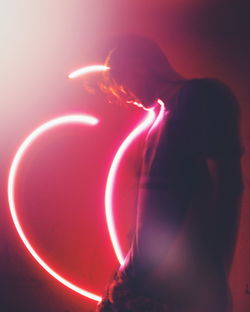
<box><xmin>175</xmin><ymin>78</ymin><xmax>243</xmax><ymax>158</ymax></box>
<box><xmin>176</xmin><ymin>77</ymin><xmax>239</xmax><ymax>119</ymax></box>
<box><xmin>180</xmin><ymin>77</ymin><xmax>234</xmax><ymax>97</ymax></box>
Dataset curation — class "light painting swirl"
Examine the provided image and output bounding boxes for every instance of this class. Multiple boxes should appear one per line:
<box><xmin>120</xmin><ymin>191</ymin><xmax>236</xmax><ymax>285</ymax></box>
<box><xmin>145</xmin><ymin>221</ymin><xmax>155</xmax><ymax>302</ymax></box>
<box><xmin>7</xmin><ymin>65</ymin><xmax>165</xmax><ymax>302</ymax></box>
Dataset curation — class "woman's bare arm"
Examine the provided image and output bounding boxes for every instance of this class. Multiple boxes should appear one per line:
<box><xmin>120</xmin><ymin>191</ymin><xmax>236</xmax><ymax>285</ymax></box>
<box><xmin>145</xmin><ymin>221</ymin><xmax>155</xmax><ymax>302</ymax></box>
<box><xmin>207</xmin><ymin>155</ymin><xmax>243</xmax><ymax>276</ymax></box>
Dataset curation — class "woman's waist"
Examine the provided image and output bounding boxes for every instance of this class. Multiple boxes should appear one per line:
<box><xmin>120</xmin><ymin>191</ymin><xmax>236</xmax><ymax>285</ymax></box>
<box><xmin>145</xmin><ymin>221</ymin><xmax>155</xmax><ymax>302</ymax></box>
<box><xmin>139</xmin><ymin>174</ymin><xmax>199</xmax><ymax>194</ymax></box>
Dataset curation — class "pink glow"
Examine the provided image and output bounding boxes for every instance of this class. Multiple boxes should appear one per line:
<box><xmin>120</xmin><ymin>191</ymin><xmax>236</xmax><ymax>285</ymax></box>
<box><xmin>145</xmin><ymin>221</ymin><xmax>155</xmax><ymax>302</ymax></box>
<box><xmin>105</xmin><ymin>108</ymin><xmax>157</xmax><ymax>266</ymax></box>
<box><xmin>148</xmin><ymin>99</ymin><xmax>167</xmax><ymax>134</ymax></box>
<box><xmin>126</xmin><ymin>100</ymin><xmax>153</xmax><ymax>111</ymax></box>
<box><xmin>7</xmin><ymin>114</ymin><xmax>101</xmax><ymax>302</ymax></box>
<box><xmin>7</xmin><ymin>61</ymin><xmax>167</xmax><ymax>303</ymax></box>
<box><xmin>68</xmin><ymin>65</ymin><xmax>110</xmax><ymax>79</ymax></box>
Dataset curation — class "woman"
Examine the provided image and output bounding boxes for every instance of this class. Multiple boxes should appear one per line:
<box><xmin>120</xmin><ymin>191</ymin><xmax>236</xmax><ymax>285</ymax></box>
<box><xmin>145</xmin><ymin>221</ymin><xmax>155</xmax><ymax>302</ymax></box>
<box><xmin>97</xmin><ymin>34</ymin><xmax>243</xmax><ymax>312</ymax></box>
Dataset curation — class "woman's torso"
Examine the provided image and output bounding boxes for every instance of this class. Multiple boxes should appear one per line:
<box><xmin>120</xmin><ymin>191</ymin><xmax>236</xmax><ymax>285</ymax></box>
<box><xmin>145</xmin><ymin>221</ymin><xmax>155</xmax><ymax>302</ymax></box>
<box><xmin>120</xmin><ymin>78</ymin><xmax>239</xmax><ymax>310</ymax></box>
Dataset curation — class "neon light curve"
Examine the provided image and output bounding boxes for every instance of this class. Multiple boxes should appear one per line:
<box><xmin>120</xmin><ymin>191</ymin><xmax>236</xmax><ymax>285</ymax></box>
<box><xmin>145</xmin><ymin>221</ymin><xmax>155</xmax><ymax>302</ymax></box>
<box><xmin>7</xmin><ymin>65</ymin><xmax>166</xmax><ymax>302</ymax></box>
<box><xmin>7</xmin><ymin>114</ymin><xmax>101</xmax><ymax>302</ymax></box>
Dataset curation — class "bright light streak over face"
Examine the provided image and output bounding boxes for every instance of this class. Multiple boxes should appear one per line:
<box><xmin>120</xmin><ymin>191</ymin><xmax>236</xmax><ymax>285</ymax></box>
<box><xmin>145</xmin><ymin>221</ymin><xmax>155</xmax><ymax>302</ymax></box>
<box><xmin>68</xmin><ymin>65</ymin><xmax>110</xmax><ymax>79</ymax></box>
<box><xmin>7</xmin><ymin>114</ymin><xmax>102</xmax><ymax>302</ymax></box>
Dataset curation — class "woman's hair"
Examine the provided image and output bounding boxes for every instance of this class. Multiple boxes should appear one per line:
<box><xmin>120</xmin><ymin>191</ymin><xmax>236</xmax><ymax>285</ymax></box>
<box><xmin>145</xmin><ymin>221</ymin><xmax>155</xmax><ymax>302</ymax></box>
<box><xmin>100</xmin><ymin>34</ymin><xmax>176</xmax><ymax>105</ymax></box>
<box><xmin>96</xmin><ymin>269</ymin><xmax>165</xmax><ymax>312</ymax></box>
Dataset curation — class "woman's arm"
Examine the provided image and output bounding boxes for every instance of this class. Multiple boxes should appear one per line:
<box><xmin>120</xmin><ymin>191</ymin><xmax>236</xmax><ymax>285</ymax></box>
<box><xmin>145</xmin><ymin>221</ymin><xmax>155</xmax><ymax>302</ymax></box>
<box><xmin>206</xmin><ymin>155</ymin><xmax>244</xmax><ymax>276</ymax></box>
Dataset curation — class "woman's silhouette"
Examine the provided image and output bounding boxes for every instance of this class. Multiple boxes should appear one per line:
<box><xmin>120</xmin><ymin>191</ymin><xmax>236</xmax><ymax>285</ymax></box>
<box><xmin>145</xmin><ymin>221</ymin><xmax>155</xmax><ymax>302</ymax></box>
<box><xmin>97</xmin><ymin>34</ymin><xmax>244</xmax><ymax>312</ymax></box>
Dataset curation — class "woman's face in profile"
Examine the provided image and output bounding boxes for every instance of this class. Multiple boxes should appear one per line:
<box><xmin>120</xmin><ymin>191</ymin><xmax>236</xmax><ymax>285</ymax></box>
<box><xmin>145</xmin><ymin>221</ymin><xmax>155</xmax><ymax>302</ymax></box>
<box><xmin>113</xmin><ymin>59</ymin><xmax>157</xmax><ymax>108</ymax></box>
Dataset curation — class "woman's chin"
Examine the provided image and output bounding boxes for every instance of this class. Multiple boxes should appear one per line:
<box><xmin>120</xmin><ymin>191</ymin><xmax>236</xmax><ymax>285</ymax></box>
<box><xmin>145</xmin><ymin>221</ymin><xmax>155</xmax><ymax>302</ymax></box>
<box><xmin>142</xmin><ymin>99</ymin><xmax>157</xmax><ymax>108</ymax></box>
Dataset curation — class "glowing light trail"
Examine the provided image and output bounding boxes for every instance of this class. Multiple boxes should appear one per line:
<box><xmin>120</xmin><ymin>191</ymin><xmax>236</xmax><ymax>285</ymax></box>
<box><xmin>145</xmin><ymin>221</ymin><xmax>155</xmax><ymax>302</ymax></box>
<box><xmin>8</xmin><ymin>114</ymin><xmax>101</xmax><ymax>302</ymax></box>
<box><xmin>8</xmin><ymin>63</ymin><xmax>167</xmax><ymax>302</ymax></box>
<box><xmin>68</xmin><ymin>65</ymin><xmax>110</xmax><ymax>79</ymax></box>
<box><xmin>105</xmin><ymin>106</ymin><xmax>160</xmax><ymax>266</ymax></box>
<box><xmin>148</xmin><ymin>99</ymin><xmax>167</xmax><ymax>133</ymax></box>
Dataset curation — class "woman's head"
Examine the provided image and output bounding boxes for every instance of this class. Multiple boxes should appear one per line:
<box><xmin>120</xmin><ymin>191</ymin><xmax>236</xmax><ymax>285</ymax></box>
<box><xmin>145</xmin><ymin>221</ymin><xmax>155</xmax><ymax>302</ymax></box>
<box><xmin>101</xmin><ymin>34</ymin><xmax>182</xmax><ymax>108</ymax></box>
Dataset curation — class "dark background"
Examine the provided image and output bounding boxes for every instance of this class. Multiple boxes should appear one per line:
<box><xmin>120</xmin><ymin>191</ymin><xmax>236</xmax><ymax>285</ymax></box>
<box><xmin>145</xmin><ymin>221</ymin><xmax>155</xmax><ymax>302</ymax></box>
<box><xmin>1</xmin><ymin>0</ymin><xmax>250</xmax><ymax>311</ymax></box>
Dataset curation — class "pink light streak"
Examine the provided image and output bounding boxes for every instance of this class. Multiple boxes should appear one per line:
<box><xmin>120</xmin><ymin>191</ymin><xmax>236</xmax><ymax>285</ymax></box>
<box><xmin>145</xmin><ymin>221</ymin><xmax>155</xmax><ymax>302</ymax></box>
<box><xmin>7</xmin><ymin>63</ymin><xmax>168</xmax><ymax>303</ymax></box>
<box><xmin>7</xmin><ymin>114</ymin><xmax>102</xmax><ymax>302</ymax></box>
<box><xmin>148</xmin><ymin>99</ymin><xmax>167</xmax><ymax>133</ymax></box>
<box><xmin>68</xmin><ymin>65</ymin><xmax>110</xmax><ymax>79</ymax></box>
<box><xmin>105</xmin><ymin>103</ymin><xmax>164</xmax><ymax>266</ymax></box>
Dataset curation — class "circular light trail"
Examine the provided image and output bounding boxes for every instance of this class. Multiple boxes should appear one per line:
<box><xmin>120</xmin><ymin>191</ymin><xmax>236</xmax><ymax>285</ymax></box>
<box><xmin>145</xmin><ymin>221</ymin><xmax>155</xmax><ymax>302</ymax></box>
<box><xmin>68</xmin><ymin>64</ymin><xmax>167</xmax><ymax>267</ymax></box>
<box><xmin>68</xmin><ymin>65</ymin><xmax>110</xmax><ymax>79</ymax></box>
<box><xmin>105</xmin><ymin>99</ymin><xmax>166</xmax><ymax>266</ymax></box>
<box><xmin>7</xmin><ymin>63</ymin><xmax>167</xmax><ymax>303</ymax></box>
<box><xmin>7</xmin><ymin>114</ymin><xmax>102</xmax><ymax>302</ymax></box>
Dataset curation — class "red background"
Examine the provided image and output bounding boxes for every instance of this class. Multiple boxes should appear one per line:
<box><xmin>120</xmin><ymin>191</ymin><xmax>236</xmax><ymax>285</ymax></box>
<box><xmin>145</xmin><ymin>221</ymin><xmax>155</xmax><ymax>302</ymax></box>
<box><xmin>1</xmin><ymin>1</ymin><xmax>249</xmax><ymax>311</ymax></box>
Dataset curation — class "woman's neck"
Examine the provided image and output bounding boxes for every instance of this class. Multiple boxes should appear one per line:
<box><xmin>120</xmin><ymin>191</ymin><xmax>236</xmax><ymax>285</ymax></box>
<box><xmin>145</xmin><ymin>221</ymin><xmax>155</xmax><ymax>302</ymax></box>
<box><xmin>155</xmin><ymin>78</ymin><xmax>187</xmax><ymax>110</ymax></box>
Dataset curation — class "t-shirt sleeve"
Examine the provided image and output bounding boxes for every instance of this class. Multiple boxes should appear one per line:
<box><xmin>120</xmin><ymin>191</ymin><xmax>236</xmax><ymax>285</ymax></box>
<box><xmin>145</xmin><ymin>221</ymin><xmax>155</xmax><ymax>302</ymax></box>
<box><xmin>176</xmin><ymin>78</ymin><xmax>244</xmax><ymax>158</ymax></box>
